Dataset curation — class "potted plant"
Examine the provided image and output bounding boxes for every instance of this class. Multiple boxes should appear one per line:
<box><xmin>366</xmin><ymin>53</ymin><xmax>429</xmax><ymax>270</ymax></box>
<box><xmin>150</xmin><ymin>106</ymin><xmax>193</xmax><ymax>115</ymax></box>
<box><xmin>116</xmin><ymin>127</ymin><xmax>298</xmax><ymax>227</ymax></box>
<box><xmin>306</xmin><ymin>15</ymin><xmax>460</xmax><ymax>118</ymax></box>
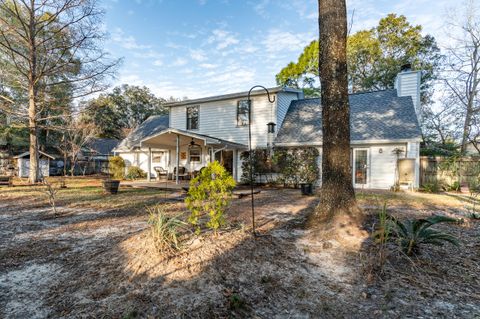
<box><xmin>103</xmin><ymin>156</ymin><xmax>125</xmax><ymax>194</ymax></box>
<box><xmin>297</xmin><ymin>149</ymin><xmax>319</xmax><ymax>196</ymax></box>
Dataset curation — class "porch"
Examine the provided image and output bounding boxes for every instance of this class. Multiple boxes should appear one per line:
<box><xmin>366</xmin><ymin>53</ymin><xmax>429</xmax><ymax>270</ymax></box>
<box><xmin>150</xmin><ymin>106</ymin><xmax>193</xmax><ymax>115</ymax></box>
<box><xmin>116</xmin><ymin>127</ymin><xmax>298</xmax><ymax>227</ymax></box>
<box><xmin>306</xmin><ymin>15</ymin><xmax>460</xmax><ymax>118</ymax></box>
<box><xmin>139</xmin><ymin>128</ymin><xmax>247</xmax><ymax>184</ymax></box>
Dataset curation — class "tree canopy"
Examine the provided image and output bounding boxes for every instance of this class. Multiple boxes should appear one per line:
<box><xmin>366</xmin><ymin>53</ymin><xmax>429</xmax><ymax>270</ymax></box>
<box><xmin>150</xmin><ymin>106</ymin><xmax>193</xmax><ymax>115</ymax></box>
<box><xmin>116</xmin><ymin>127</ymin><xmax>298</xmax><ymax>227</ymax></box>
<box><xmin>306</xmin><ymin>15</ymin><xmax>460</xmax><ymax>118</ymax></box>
<box><xmin>80</xmin><ymin>84</ymin><xmax>168</xmax><ymax>139</ymax></box>
<box><xmin>276</xmin><ymin>14</ymin><xmax>442</xmax><ymax>102</ymax></box>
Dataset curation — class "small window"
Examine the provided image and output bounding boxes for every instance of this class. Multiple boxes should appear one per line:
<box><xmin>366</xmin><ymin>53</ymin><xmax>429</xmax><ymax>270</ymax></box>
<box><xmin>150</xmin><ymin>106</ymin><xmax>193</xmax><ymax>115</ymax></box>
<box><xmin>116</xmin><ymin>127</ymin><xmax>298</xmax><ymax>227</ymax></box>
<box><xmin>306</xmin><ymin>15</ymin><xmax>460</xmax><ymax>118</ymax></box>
<box><xmin>237</xmin><ymin>100</ymin><xmax>250</xmax><ymax>126</ymax></box>
<box><xmin>189</xmin><ymin>146</ymin><xmax>201</xmax><ymax>162</ymax></box>
<box><xmin>187</xmin><ymin>106</ymin><xmax>199</xmax><ymax>130</ymax></box>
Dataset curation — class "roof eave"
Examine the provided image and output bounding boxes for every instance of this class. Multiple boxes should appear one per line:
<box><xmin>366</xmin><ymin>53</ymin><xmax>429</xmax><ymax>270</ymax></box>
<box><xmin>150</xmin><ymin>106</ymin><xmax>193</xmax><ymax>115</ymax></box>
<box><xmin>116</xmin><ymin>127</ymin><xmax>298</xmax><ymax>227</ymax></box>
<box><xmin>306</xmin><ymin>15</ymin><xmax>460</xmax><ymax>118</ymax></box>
<box><xmin>165</xmin><ymin>86</ymin><xmax>302</xmax><ymax>108</ymax></box>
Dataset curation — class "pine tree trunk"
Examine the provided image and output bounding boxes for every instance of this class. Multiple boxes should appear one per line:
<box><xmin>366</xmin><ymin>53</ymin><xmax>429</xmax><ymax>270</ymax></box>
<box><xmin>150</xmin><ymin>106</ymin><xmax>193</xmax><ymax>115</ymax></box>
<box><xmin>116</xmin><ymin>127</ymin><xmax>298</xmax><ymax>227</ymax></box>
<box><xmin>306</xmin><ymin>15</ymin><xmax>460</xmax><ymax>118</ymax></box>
<box><xmin>27</xmin><ymin>1</ymin><xmax>39</xmax><ymax>184</ymax></box>
<box><xmin>314</xmin><ymin>0</ymin><xmax>360</xmax><ymax>221</ymax></box>
<box><xmin>28</xmin><ymin>83</ymin><xmax>39</xmax><ymax>183</ymax></box>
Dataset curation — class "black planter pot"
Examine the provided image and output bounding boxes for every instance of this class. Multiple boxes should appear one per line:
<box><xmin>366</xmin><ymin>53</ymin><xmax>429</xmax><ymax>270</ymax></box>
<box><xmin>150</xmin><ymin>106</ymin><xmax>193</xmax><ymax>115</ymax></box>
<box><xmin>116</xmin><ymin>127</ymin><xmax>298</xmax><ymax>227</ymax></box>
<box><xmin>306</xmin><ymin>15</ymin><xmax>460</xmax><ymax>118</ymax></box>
<box><xmin>103</xmin><ymin>180</ymin><xmax>120</xmax><ymax>194</ymax></box>
<box><xmin>300</xmin><ymin>183</ymin><xmax>313</xmax><ymax>196</ymax></box>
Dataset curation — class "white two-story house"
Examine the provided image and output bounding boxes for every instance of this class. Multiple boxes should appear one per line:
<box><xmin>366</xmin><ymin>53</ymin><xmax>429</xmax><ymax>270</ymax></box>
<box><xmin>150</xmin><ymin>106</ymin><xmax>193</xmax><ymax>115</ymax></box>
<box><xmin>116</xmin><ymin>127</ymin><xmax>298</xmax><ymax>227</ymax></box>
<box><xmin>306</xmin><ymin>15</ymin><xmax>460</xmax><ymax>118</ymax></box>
<box><xmin>114</xmin><ymin>67</ymin><xmax>423</xmax><ymax>189</ymax></box>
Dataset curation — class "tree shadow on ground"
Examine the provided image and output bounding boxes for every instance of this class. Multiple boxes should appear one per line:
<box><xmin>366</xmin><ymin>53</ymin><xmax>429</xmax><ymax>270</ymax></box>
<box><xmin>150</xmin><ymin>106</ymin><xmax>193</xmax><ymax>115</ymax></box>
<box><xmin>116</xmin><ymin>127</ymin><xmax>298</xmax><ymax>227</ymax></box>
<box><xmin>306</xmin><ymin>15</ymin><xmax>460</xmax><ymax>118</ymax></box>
<box><xmin>42</xmin><ymin>190</ymin><xmax>377</xmax><ymax>319</ymax></box>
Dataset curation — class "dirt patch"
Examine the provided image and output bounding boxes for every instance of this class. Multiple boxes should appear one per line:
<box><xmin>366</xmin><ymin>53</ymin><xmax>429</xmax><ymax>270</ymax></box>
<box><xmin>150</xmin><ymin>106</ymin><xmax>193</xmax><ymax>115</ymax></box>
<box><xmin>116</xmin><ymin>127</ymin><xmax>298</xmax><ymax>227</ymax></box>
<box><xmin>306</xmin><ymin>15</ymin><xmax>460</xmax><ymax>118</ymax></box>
<box><xmin>0</xmin><ymin>188</ymin><xmax>479</xmax><ymax>318</ymax></box>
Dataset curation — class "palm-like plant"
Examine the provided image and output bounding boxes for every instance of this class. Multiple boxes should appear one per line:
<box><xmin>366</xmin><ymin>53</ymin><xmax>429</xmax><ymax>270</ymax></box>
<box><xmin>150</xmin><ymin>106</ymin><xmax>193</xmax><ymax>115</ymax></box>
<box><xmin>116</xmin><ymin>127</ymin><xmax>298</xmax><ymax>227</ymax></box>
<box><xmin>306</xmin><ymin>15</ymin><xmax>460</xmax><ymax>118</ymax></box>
<box><xmin>391</xmin><ymin>215</ymin><xmax>459</xmax><ymax>255</ymax></box>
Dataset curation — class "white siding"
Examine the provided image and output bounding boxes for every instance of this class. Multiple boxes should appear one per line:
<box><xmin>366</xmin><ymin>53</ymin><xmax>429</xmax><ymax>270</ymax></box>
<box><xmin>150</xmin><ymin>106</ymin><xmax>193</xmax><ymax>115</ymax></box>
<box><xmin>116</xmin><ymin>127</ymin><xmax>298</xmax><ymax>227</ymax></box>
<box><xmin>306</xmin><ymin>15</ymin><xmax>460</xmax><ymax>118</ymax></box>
<box><xmin>170</xmin><ymin>94</ymin><xmax>277</xmax><ymax>148</ymax></box>
<box><xmin>276</xmin><ymin>92</ymin><xmax>301</xmax><ymax>128</ymax></box>
<box><xmin>406</xmin><ymin>142</ymin><xmax>420</xmax><ymax>188</ymax></box>
<box><xmin>18</xmin><ymin>158</ymin><xmax>49</xmax><ymax>178</ymax></box>
<box><xmin>368</xmin><ymin>144</ymin><xmax>406</xmax><ymax>189</ymax></box>
<box><xmin>118</xmin><ymin>145</ymin><xmax>211</xmax><ymax>179</ymax></box>
<box><xmin>315</xmin><ymin>143</ymin><xmax>413</xmax><ymax>190</ymax></box>
<box><xmin>118</xmin><ymin>149</ymin><xmax>168</xmax><ymax>178</ymax></box>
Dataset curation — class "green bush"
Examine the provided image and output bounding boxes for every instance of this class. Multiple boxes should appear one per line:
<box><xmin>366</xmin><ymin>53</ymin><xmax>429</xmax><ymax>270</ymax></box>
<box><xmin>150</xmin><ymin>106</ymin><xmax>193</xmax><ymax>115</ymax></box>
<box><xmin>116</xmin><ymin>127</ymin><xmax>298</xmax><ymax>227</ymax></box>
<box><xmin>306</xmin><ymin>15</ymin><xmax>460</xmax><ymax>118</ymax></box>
<box><xmin>185</xmin><ymin>161</ymin><xmax>236</xmax><ymax>234</ymax></box>
<box><xmin>240</xmin><ymin>149</ymin><xmax>278</xmax><ymax>184</ymax></box>
<box><xmin>147</xmin><ymin>205</ymin><xmax>186</xmax><ymax>254</ymax></box>
<box><xmin>391</xmin><ymin>215</ymin><xmax>459</xmax><ymax>255</ymax></box>
<box><xmin>109</xmin><ymin>156</ymin><xmax>125</xmax><ymax>180</ymax></box>
<box><xmin>446</xmin><ymin>181</ymin><xmax>461</xmax><ymax>192</ymax></box>
<box><xmin>421</xmin><ymin>181</ymin><xmax>441</xmax><ymax>193</ymax></box>
<box><xmin>126</xmin><ymin>166</ymin><xmax>147</xmax><ymax>180</ymax></box>
<box><xmin>273</xmin><ymin>147</ymin><xmax>319</xmax><ymax>187</ymax></box>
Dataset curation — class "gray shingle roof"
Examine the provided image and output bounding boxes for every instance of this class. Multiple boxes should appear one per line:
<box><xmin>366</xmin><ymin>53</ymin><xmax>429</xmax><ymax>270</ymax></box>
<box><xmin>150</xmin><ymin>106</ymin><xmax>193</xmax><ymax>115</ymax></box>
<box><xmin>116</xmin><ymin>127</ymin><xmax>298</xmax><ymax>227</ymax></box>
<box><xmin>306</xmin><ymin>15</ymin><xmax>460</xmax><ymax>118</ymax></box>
<box><xmin>115</xmin><ymin>115</ymin><xmax>169</xmax><ymax>150</ymax></box>
<box><xmin>85</xmin><ymin>138</ymin><xmax>119</xmax><ymax>155</ymax></box>
<box><xmin>275</xmin><ymin>89</ymin><xmax>422</xmax><ymax>145</ymax></box>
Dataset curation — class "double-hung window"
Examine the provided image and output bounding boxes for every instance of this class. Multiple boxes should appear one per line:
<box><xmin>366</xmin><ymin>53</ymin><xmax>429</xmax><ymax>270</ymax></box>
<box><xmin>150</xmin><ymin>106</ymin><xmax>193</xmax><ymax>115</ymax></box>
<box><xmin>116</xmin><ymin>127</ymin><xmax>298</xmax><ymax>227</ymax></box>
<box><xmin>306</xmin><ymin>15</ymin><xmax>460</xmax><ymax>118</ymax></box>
<box><xmin>237</xmin><ymin>100</ymin><xmax>250</xmax><ymax>126</ymax></box>
<box><xmin>189</xmin><ymin>146</ymin><xmax>201</xmax><ymax>163</ymax></box>
<box><xmin>186</xmin><ymin>106</ymin><xmax>199</xmax><ymax>130</ymax></box>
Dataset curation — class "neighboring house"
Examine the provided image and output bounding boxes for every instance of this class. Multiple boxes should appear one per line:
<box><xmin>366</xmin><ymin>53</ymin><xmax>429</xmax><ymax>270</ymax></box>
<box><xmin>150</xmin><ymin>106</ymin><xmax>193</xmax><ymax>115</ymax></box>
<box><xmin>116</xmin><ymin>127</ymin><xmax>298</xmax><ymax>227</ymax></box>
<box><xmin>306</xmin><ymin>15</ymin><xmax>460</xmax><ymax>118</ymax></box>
<box><xmin>83</xmin><ymin>138</ymin><xmax>119</xmax><ymax>161</ymax></box>
<box><xmin>14</xmin><ymin>151</ymin><xmax>55</xmax><ymax>178</ymax></box>
<box><xmin>115</xmin><ymin>68</ymin><xmax>422</xmax><ymax>189</ymax></box>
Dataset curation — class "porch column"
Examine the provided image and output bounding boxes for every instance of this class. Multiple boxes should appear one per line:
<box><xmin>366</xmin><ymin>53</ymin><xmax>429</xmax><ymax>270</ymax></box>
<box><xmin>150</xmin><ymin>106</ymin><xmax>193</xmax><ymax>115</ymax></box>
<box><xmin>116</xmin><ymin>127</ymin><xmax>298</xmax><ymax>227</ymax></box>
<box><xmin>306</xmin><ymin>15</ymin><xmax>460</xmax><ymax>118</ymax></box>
<box><xmin>176</xmin><ymin>134</ymin><xmax>180</xmax><ymax>184</ymax></box>
<box><xmin>147</xmin><ymin>147</ymin><xmax>152</xmax><ymax>182</ymax></box>
<box><xmin>232</xmin><ymin>150</ymin><xmax>237</xmax><ymax>181</ymax></box>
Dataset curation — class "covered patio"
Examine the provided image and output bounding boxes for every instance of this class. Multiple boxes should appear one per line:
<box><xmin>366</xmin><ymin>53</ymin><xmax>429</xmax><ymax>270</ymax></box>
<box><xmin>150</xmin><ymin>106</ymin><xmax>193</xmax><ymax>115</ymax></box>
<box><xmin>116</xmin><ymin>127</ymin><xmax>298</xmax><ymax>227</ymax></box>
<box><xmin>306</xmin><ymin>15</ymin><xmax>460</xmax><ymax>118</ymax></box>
<box><xmin>140</xmin><ymin>128</ymin><xmax>247</xmax><ymax>184</ymax></box>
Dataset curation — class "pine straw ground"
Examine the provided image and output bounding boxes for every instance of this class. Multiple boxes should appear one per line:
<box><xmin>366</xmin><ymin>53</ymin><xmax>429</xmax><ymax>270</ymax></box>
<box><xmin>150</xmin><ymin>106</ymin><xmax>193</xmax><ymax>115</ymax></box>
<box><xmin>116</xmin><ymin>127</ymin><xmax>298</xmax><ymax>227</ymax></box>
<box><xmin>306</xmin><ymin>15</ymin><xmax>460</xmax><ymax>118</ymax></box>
<box><xmin>0</xmin><ymin>178</ymin><xmax>479</xmax><ymax>318</ymax></box>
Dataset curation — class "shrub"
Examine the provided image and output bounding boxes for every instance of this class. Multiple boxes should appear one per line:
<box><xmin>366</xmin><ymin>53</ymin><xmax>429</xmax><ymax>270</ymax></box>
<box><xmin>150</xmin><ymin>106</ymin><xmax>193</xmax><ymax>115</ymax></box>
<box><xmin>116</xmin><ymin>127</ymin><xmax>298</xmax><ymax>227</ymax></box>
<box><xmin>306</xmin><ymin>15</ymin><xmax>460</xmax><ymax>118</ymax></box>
<box><xmin>126</xmin><ymin>166</ymin><xmax>147</xmax><ymax>180</ymax></box>
<box><xmin>273</xmin><ymin>147</ymin><xmax>319</xmax><ymax>187</ymax></box>
<box><xmin>391</xmin><ymin>215</ymin><xmax>459</xmax><ymax>255</ymax></box>
<box><xmin>109</xmin><ymin>156</ymin><xmax>125</xmax><ymax>180</ymax></box>
<box><xmin>240</xmin><ymin>149</ymin><xmax>278</xmax><ymax>184</ymax></box>
<box><xmin>421</xmin><ymin>181</ymin><xmax>441</xmax><ymax>193</ymax></box>
<box><xmin>147</xmin><ymin>205</ymin><xmax>186</xmax><ymax>253</ymax></box>
<box><xmin>446</xmin><ymin>181</ymin><xmax>461</xmax><ymax>192</ymax></box>
<box><xmin>185</xmin><ymin>161</ymin><xmax>236</xmax><ymax>234</ymax></box>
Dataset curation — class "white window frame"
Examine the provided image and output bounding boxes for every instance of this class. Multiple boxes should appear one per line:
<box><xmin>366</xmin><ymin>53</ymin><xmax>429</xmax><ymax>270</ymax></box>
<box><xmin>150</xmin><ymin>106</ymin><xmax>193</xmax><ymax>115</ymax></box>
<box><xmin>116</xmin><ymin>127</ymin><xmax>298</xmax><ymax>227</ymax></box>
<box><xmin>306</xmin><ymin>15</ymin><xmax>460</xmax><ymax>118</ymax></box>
<box><xmin>352</xmin><ymin>148</ymin><xmax>370</xmax><ymax>188</ymax></box>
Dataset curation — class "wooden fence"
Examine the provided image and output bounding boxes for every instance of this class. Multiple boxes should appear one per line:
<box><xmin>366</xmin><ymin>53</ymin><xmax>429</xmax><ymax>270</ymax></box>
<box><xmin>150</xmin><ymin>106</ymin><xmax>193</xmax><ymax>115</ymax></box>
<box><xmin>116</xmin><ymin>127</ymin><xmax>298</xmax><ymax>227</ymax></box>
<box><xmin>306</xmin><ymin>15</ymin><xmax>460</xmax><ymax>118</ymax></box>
<box><xmin>420</xmin><ymin>156</ymin><xmax>480</xmax><ymax>186</ymax></box>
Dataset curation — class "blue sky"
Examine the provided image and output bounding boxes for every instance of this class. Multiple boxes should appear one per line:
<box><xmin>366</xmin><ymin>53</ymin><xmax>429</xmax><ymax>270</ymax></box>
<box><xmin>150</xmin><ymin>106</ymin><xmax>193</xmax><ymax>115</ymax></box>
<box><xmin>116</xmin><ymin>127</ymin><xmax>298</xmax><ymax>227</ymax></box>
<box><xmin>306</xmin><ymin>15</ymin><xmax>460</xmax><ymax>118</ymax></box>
<box><xmin>103</xmin><ymin>0</ymin><xmax>452</xmax><ymax>99</ymax></box>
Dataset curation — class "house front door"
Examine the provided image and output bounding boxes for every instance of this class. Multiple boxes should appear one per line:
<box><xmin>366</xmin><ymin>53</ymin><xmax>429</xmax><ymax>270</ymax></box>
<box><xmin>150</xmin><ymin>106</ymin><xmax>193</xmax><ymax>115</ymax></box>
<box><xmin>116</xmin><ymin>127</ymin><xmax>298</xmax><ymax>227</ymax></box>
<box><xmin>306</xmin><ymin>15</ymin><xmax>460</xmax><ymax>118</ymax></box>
<box><xmin>353</xmin><ymin>148</ymin><xmax>369</xmax><ymax>188</ymax></box>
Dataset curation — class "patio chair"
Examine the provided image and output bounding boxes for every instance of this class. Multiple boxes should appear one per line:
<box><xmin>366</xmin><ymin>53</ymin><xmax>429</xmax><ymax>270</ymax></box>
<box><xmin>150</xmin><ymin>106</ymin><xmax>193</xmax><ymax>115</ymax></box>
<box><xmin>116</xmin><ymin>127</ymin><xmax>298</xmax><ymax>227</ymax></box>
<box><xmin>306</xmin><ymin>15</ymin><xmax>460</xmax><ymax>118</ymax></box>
<box><xmin>173</xmin><ymin>166</ymin><xmax>189</xmax><ymax>180</ymax></box>
<box><xmin>154</xmin><ymin>166</ymin><xmax>168</xmax><ymax>180</ymax></box>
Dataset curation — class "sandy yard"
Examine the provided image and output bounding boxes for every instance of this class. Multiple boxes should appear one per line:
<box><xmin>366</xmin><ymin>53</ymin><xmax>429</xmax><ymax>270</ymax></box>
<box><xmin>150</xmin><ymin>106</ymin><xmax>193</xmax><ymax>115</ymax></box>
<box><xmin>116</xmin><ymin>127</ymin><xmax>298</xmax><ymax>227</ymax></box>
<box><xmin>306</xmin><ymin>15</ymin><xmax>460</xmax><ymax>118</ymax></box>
<box><xmin>0</xmin><ymin>179</ymin><xmax>479</xmax><ymax>318</ymax></box>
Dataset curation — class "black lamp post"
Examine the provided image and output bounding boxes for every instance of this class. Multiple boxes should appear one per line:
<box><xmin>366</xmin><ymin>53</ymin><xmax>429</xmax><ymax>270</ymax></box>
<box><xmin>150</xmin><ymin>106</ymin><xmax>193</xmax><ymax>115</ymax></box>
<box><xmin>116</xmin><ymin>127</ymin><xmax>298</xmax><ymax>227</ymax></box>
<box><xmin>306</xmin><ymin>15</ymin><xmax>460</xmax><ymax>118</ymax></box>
<box><xmin>247</xmin><ymin>85</ymin><xmax>275</xmax><ymax>236</ymax></box>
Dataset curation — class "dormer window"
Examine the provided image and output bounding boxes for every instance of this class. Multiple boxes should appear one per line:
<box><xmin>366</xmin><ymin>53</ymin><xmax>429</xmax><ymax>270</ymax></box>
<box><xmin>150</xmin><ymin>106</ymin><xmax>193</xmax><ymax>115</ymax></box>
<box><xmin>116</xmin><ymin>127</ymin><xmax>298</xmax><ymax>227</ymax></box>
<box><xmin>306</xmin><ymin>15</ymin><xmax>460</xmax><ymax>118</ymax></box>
<box><xmin>186</xmin><ymin>106</ymin><xmax>199</xmax><ymax>130</ymax></box>
<box><xmin>237</xmin><ymin>100</ymin><xmax>250</xmax><ymax>126</ymax></box>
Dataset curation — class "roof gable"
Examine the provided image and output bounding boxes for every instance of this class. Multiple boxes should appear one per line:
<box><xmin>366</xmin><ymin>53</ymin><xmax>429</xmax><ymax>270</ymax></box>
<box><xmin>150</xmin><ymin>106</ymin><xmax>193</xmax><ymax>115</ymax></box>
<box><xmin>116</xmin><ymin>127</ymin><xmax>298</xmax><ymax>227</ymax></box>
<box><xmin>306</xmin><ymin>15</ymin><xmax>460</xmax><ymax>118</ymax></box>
<box><xmin>275</xmin><ymin>89</ymin><xmax>422</xmax><ymax>145</ymax></box>
<box><xmin>115</xmin><ymin>115</ymin><xmax>169</xmax><ymax>150</ymax></box>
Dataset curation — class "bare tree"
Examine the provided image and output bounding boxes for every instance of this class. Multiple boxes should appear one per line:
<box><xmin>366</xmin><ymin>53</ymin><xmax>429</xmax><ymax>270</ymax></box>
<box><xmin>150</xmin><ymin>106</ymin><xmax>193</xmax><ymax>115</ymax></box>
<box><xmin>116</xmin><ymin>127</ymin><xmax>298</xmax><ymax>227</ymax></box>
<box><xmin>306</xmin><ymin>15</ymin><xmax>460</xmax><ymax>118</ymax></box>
<box><xmin>57</xmin><ymin>114</ymin><xmax>97</xmax><ymax>176</ymax></box>
<box><xmin>443</xmin><ymin>0</ymin><xmax>480</xmax><ymax>154</ymax></box>
<box><xmin>423</xmin><ymin>101</ymin><xmax>458</xmax><ymax>146</ymax></box>
<box><xmin>315</xmin><ymin>0</ymin><xmax>360</xmax><ymax>222</ymax></box>
<box><xmin>0</xmin><ymin>0</ymin><xmax>119</xmax><ymax>183</ymax></box>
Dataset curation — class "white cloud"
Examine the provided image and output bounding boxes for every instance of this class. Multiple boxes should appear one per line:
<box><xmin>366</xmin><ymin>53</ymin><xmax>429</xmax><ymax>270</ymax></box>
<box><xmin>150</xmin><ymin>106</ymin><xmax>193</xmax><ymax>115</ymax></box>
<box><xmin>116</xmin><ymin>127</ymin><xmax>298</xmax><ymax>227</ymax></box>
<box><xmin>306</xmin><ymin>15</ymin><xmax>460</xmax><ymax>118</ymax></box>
<box><xmin>133</xmin><ymin>49</ymin><xmax>163</xmax><ymax>59</ymax></box>
<box><xmin>253</xmin><ymin>0</ymin><xmax>270</xmax><ymax>18</ymax></box>
<box><xmin>190</xmin><ymin>49</ymin><xmax>207</xmax><ymax>61</ymax></box>
<box><xmin>262</xmin><ymin>29</ymin><xmax>311</xmax><ymax>53</ymax></box>
<box><xmin>173</xmin><ymin>57</ymin><xmax>188</xmax><ymax>66</ymax></box>
<box><xmin>208</xmin><ymin>29</ymin><xmax>239</xmax><ymax>50</ymax></box>
<box><xmin>153</xmin><ymin>59</ymin><xmax>163</xmax><ymax>66</ymax></box>
<box><xmin>199</xmin><ymin>63</ymin><xmax>218</xmax><ymax>69</ymax></box>
<box><xmin>111</xmin><ymin>28</ymin><xmax>151</xmax><ymax>50</ymax></box>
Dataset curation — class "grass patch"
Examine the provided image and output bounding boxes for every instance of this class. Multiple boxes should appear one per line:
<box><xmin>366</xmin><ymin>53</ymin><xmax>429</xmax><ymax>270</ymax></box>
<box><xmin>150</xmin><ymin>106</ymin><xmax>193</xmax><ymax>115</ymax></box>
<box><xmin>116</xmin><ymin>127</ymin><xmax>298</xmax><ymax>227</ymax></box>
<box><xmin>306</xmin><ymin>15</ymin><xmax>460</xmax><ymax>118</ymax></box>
<box><xmin>0</xmin><ymin>177</ymin><xmax>172</xmax><ymax>213</ymax></box>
